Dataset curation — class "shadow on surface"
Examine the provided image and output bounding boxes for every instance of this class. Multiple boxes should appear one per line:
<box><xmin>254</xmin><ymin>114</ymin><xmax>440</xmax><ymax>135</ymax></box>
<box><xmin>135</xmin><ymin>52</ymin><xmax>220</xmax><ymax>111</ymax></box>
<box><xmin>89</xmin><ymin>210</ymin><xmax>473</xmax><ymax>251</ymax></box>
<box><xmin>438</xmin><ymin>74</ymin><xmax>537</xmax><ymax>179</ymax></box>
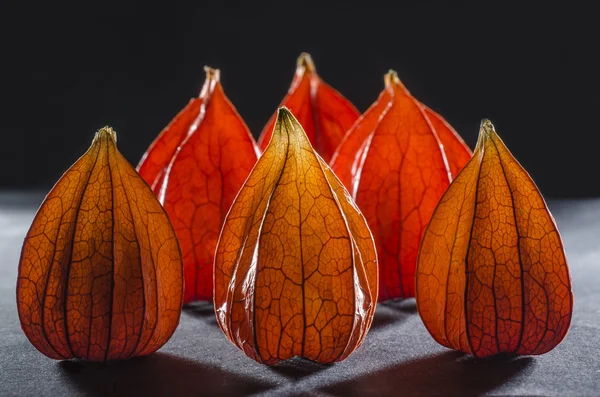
<box><xmin>370</xmin><ymin>299</ymin><xmax>417</xmax><ymax>329</ymax></box>
<box><xmin>183</xmin><ymin>301</ymin><xmax>218</xmax><ymax>325</ymax></box>
<box><xmin>59</xmin><ymin>352</ymin><xmax>272</xmax><ymax>397</ymax></box>
<box><xmin>270</xmin><ymin>356</ymin><xmax>330</xmax><ymax>380</ymax></box>
<box><xmin>380</xmin><ymin>298</ymin><xmax>417</xmax><ymax>311</ymax></box>
<box><xmin>322</xmin><ymin>351</ymin><xmax>533</xmax><ymax>397</ymax></box>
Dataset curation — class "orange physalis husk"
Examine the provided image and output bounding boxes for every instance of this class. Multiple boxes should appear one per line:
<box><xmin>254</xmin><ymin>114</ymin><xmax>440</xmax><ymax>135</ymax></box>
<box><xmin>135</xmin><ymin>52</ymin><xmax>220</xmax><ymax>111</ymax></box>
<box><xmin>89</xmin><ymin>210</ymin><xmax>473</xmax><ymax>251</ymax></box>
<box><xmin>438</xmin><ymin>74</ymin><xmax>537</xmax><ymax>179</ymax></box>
<box><xmin>17</xmin><ymin>127</ymin><xmax>183</xmax><ymax>361</ymax></box>
<box><xmin>421</xmin><ymin>105</ymin><xmax>472</xmax><ymax>177</ymax></box>
<box><xmin>139</xmin><ymin>67</ymin><xmax>259</xmax><ymax>303</ymax></box>
<box><xmin>215</xmin><ymin>108</ymin><xmax>378</xmax><ymax>365</ymax></box>
<box><xmin>257</xmin><ymin>53</ymin><xmax>360</xmax><ymax>163</ymax></box>
<box><xmin>416</xmin><ymin>120</ymin><xmax>573</xmax><ymax>358</ymax></box>
<box><xmin>330</xmin><ymin>70</ymin><xmax>471</xmax><ymax>301</ymax></box>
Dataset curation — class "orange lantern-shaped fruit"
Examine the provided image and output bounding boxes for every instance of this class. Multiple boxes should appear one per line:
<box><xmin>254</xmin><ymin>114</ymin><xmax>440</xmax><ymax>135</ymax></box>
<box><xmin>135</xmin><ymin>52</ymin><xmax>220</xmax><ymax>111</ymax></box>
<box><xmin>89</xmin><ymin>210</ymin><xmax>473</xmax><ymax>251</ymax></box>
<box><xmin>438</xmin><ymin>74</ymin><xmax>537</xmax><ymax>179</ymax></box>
<box><xmin>215</xmin><ymin>108</ymin><xmax>378</xmax><ymax>365</ymax></box>
<box><xmin>331</xmin><ymin>70</ymin><xmax>471</xmax><ymax>300</ymax></box>
<box><xmin>137</xmin><ymin>67</ymin><xmax>258</xmax><ymax>303</ymax></box>
<box><xmin>416</xmin><ymin>120</ymin><xmax>573</xmax><ymax>357</ymax></box>
<box><xmin>17</xmin><ymin>127</ymin><xmax>183</xmax><ymax>361</ymax></box>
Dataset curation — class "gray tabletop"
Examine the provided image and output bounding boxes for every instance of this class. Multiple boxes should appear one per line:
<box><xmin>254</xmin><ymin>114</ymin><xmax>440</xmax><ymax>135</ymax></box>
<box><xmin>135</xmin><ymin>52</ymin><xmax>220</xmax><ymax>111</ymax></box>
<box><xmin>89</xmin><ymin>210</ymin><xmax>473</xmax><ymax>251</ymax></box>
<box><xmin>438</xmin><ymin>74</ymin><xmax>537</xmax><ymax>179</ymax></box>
<box><xmin>1</xmin><ymin>192</ymin><xmax>598</xmax><ymax>397</ymax></box>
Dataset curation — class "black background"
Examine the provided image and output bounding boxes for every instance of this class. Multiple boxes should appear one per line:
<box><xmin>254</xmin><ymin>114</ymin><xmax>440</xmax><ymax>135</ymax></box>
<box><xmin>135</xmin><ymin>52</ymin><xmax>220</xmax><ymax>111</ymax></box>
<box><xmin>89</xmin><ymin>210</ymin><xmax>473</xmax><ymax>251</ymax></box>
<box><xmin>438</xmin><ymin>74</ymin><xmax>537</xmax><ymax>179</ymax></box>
<box><xmin>1</xmin><ymin>2</ymin><xmax>598</xmax><ymax>197</ymax></box>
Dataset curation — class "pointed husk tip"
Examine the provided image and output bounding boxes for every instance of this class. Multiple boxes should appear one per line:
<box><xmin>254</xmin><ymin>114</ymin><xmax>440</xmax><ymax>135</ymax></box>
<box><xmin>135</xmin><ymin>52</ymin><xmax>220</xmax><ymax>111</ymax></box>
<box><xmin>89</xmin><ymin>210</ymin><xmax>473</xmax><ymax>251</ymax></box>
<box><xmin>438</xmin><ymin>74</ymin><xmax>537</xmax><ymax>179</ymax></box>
<box><xmin>274</xmin><ymin>107</ymin><xmax>308</xmax><ymax>142</ymax></box>
<box><xmin>203</xmin><ymin>65</ymin><xmax>221</xmax><ymax>81</ymax></box>
<box><xmin>199</xmin><ymin>66</ymin><xmax>221</xmax><ymax>97</ymax></box>
<box><xmin>476</xmin><ymin>119</ymin><xmax>496</xmax><ymax>150</ymax></box>
<box><xmin>480</xmin><ymin>119</ymin><xmax>495</xmax><ymax>135</ymax></box>
<box><xmin>384</xmin><ymin>69</ymin><xmax>407</xmax><ymax>91</ymax></box>
<box><xmin>95</xmin><ymin>126</ymin><xmax>117</xmax><ymax>143</ymax></box>
<box><xmin>296</xmin><ymin>52</ymin><xmax>316</xmax><ymax>73</ymax></box>
<box><xmin>276</xmin><ymin>106</ymin><xmax>296</xmax><ymax>123</ymax></box>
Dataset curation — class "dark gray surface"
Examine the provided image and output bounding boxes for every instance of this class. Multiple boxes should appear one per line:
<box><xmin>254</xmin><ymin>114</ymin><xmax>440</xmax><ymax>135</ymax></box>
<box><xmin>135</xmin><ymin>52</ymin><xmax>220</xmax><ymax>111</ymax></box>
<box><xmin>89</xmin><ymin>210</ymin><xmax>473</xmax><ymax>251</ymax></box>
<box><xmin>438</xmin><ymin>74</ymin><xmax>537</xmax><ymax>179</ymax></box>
<box><xmin>1</xmin><ymin>192</ymin><xmax>598</xmax><ymax>397</ymax></box>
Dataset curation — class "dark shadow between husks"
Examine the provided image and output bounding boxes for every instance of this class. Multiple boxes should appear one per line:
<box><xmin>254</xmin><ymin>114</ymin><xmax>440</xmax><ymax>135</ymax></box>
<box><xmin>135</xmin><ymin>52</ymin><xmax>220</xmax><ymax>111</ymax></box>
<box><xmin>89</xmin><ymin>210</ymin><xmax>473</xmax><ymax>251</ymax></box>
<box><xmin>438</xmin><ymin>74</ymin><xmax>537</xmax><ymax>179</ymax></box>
<box><xmin>59</xmin><ymin>352</ymin><xmax>272</xmax><ymax>397</ymax></box>
<box><xmin>370</xmin><ymin>299</ymin><xmax>417</xmax><ymax>329</ymax></box>
<box><xmin>321</xmin><ymin>350</ymin><xmax>534</xmax><ymax>397</ymax></box>
<box><xmin>183</xmin><ymin>301</ymin><xmax>218</xmax><ymax>326</ymax></box>
<box><xmin>269</xmin><ymin>356</ymin><xmax>331</xmax><ymax>380</ymax></box>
